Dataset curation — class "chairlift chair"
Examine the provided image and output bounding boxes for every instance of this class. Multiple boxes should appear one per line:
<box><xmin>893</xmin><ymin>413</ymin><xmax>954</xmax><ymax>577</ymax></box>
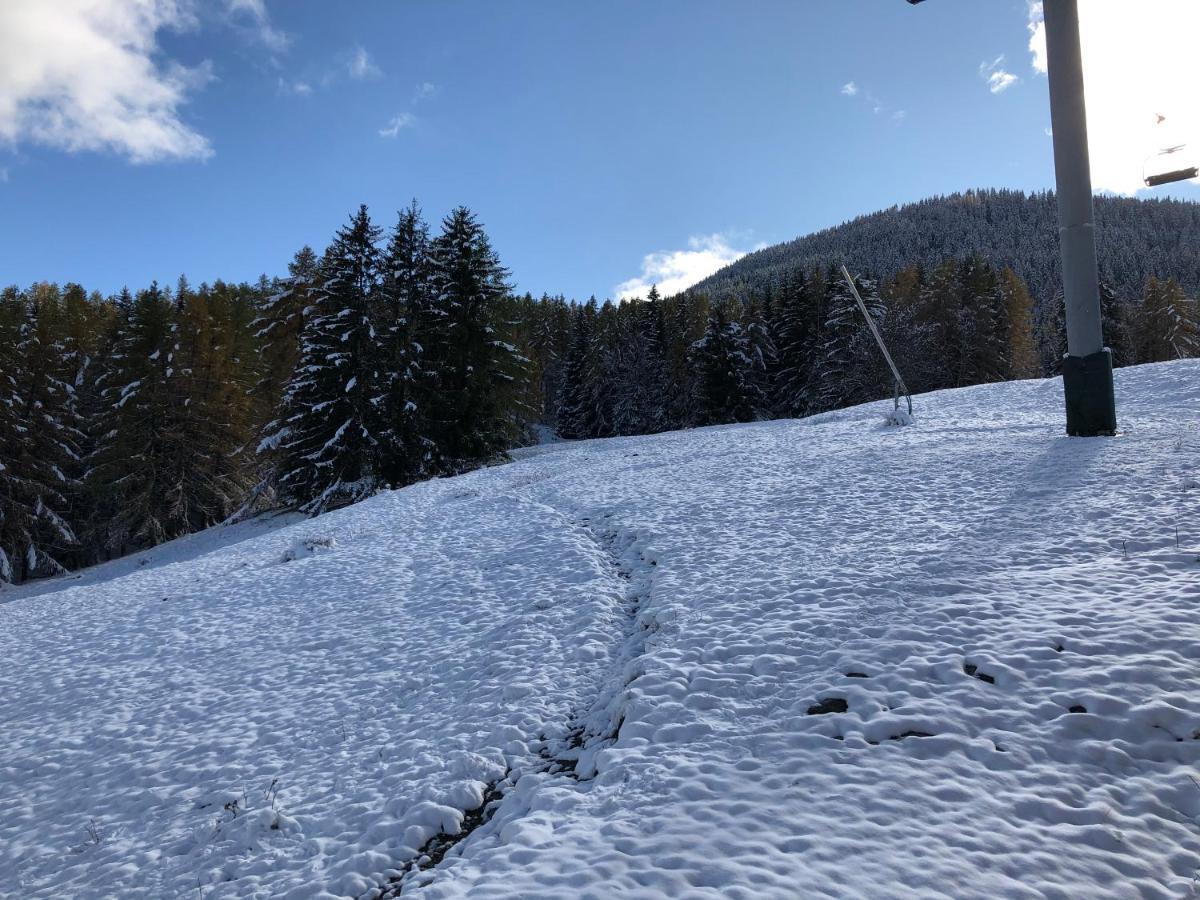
<box><xmin>1143</xmin><ymin>116</ymin><xmax>1199</xmax><ymax>187</ymax></box>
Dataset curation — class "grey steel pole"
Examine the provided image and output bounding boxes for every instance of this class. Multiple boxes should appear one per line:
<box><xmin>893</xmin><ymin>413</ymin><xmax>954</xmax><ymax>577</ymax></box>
<box><xmin>1043</xmin><ymin>0</ymin><xmax>1117</xmax><ymax>435</ymax></box>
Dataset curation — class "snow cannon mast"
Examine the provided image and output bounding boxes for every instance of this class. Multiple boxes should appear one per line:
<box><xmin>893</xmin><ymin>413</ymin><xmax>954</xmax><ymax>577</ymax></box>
<box><xmin>839</xmin><ymin>264</ymin><xmax>914</xmax><ymax>426</ymax></box>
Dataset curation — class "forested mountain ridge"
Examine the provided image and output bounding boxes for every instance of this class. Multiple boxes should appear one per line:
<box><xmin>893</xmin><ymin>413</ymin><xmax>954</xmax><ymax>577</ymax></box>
<box><xmin>692</xmin><ymin>189</ymin><xmax>1200</xmax><ymax>306</ymax></box>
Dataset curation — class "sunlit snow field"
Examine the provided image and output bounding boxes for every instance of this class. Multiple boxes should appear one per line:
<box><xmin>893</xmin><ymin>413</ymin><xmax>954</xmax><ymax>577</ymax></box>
<box><xmin>2</xmin><ymin>361</ymin><xmax>1199</xmax><ymax>899</ymax></box>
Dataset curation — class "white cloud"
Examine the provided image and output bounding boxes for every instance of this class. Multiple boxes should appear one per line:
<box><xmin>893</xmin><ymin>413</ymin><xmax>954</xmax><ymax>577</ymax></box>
<box><xmin>277</xmin><ymin>77</ymin><xmax>312</xmax><ymax>96</ymax></box>
<box><xmin>226</xmin><ymin>0</ymin><xmax>288</xmax><ymax>51</ymax></box>
<box><xmin>413</xmin><ymin>82</ymin><xmax>438</xmax><ymax>103</ymax></box>
<box><xmin>1027</xmin><ymin>3</ymin><xmax>1048</xmax><ymax>75</ymax></box>
<box><xmin>379</xmin><ymin>113</ymin><xmax>415</xmax><ymax>138</ymax></box>
<box><xmin>840</xmin><ymin>81</ymin><xmax>903</xmax><ymax>122</ymax></box>
<box><xmin>614</xmin><ymin>233</ymin><xmax>764</xmax><ymax>301</ymax></box>
<box><xmin>980</xmin><ymin>55</ymin><xmax>1019</xmax><ymax>94</ymax></box>
<box><xmin>348</xmin><ymin>46</ymin><xmax>381</xmax><ymax>80</ymax></box>
<box><xmin>0</xmin><ymin>0</ymin><xmax>213</xmax><ymax>163</ymax></box>
<box><xmin>1027</xmin><ymin>0</ymin><xmax>1200</xmax><ymax>194</ymax></box>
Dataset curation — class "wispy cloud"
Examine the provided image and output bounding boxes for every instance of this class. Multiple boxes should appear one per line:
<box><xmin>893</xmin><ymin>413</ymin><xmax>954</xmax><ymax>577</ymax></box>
<box><xmin>980</xmin><ymin>55</ymin><xmax>1019</xmax><ymax>94</ymax></box>
<box><xmin>0</xmin><ymin>0</ymin><xmax>213</xmax><ymax>163</ymax></box>
<box><xmin>348</xmin><ymin>45</ymin><xmax>381</xmax><ymax>80</ymax></box>
<box><xmin>840</xmin><ymin>80</ymin><xmax>904</xmax><ymax>123</ymax></box>
<box><xmin>413</xmin><ymin>82</ymin><xmax>438</xmax><ymax>103</ymax></box>
<box><xmin>277</xmin><ymin>77</ymin><xmax>312</xmax><ymax>96</ymax></box>
<box><xmin>1027</xmin><ymin>0</ymin><xmax>1200</xmax><ymax>194</ymax></box>
<box><xmin>379</xmin><ymin>113</ymin><xmax>416</xmax><ymax>138</ymax></box>
<box><xmin>226</xmin><ymin>0</ymin><xmax>289</xmax><ymax>52</ymax></box>
<box><xmin>614</xmin><ymin>233</ymin><xmax>765</xmax><ymax>300</ymax></box>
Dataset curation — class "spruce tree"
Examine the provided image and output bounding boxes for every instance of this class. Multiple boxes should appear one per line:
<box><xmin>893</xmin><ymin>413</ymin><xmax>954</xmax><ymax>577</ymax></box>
<box><xmin>813</xmin><ymin>271</ymin><xmax>884</xmax><ymax>412</ymax></box>
<box><xmin>426</xmin><ymin>206</ymin><xmax>524</xmax><ymax>469</ymax></box>
<box><xmin>770</xmin><ymin>268</ymin><xmax>815</xmax><ymax>416</ymax></box>
<box><xmin>377</xmin><ymin>201</ymin><xmax>435</xmax><ymax>485</ymax></box>
<box><xmin>0</xmin><ymin>287</ymin><xmax>80</xmax><ymax>582</ymax></box>
<box><xmin>691</xmin><ymin>308</ymin><xmax>764</xmax><ymax>425</ymax></box>
<box><xmin>611</xmin><ymin>290</ymin><xmax>669</xmax><ymax>435</ymax></box>
<box><xmin>556</xmin><ymin>299</ymin><xmax>600</xmax><ymax>439</ymax></box>
<box><xmin>274</xmin><ymin>205</ymin><xmax>383</xmax><ymax>513</ymax></box>
<box><xmin>88</xmin><ymin>282</ymin><xmax>176</xmax><ymax>553</ymax></box>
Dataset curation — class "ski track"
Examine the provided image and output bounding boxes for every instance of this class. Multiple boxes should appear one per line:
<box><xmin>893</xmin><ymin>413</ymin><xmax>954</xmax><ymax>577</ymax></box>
<box><xmin>1</xmin><ymin>361</ymin><xmax>1199</xmax><ymax>898</ymax></box>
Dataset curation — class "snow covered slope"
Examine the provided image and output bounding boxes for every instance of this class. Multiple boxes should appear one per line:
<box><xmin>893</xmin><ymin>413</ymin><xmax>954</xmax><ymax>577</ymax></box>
<box><xmin>3</xmin><ymin>361</ymin><xmax>1199</xmax><ymax>899</ymax></box>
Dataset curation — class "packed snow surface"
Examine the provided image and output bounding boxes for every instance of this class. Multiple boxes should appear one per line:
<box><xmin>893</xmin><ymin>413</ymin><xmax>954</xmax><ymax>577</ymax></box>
<box><xmin>3</xmin><ymin>361</ymin><xmax>1200</xmax><ymax>899</ymax></box>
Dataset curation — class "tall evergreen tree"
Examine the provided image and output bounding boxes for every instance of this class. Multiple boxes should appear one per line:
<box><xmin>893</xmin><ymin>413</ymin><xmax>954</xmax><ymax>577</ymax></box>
<box><xmin>611</xmin><ymin>290</ymin><xmax>669</xmax><ymax>435</ymax></box>
<box><xmin>273</xmin><ymin>206</ymin><xmax>383</xmax><ymax>513</ymax></box>
<box><xmin>770</xmin><ymin>268</ymin><xmax>816</xmax><ymax>415</ymax></box>
<box><xmin>813</xmin><ymin>271</ymin><xmax>885</xmax><ymax>412</ymax></box>
<box><xmin>426</xmin><ymin>206</ymin><xmax>525</xmax><ymax>469</ymax></box>
<box><xmin>88</xmin><ymin>282</ymin><xmax>176</xmax><ymax>552</ymax></box>
<box><xmin>999</xmin><ymin>267</ymin><xmax>1039</xmax><ymax>379</ymax></box>
<box><xmin>691</xmin><ymin>308</ymin><xmax>765</xmax><ymax>425</ymax></box>
<box><xmin>377</xmin><ymin>201</ymin><xmax>435</xmax><ymax>485</ymax></box>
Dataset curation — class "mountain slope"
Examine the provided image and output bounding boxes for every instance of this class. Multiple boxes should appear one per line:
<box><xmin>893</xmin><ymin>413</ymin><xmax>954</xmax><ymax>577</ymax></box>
<box><xmin>2</xmin><ymin>362</ymin><xmax>1200</xmax><ymax>898</ymax></box>
<box><xmin>692</xmin><ymin>190</ymin><xmax>1200</xmax><ymax>304</ymax></box>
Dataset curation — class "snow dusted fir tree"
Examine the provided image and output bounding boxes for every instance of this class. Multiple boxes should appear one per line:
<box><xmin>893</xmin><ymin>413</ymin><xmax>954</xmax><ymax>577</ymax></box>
<box><xmin>376</xmin><ymin>201</ymin><xmax>435</xmax><ymax>486</ymax></box>
<box><xmin>255</xmin><ymin>247</ymin><xmax>318</xmax><ymax>426</ymax></box>
<box><xmin>555</xmin><ymin>298</ymin><xmax>601</xmax><ymax>439</ymax></box>
<box><xmin>0</xmin><ymin>287</ymin><xmax>80</xmax><ymax>582</ymax></box>
<box><xmin>769</xmin><ymin>268</ymin><xmax>818</xmax><ymax>417</ymax></box>
<box><xmin>87</xmin><ymin>283</ymin><xmax>176</xmax><ymax>554</ymax></box>
<box><xmin>691</xmin><ymin>308</ymin><xmax>766</xmax><ymax>425</ymax></box>
<box><xmin>1135</xmin><ymin>276</ymin><xmax>1199</xmax><ymax>362</ymax></box>
<box><xmin>273</xmin><ymin>206</ymin><xmax>384</xmax><ymax>513</ymax></box>
<box><xmin>611</xmin><ymin>286</ymin><xmax>669</xmax><ymax>436</ymax></box>
<box><xmin>424</xmin><ymin>206</ymin><xmax>526</xmax><ymax>470</ymax></box>
<box><xmin>813</xmin><ymin>269</ymin><xmax>885</xmax><ymax>413</ymax></box>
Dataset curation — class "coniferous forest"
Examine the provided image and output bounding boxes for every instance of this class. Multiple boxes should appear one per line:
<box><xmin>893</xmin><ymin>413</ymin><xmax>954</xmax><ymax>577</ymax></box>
<box><xmin>2</xmin><ymin>193</ymin><xmax>1198</xmax><ymax>584</ymax></box>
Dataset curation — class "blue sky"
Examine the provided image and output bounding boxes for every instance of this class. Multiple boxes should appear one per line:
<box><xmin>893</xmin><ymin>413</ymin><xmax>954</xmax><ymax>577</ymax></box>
<box><xmin>1</xmin><ymin>1</ymin><xmax>1197</xmax><ymax>301</ymax></box>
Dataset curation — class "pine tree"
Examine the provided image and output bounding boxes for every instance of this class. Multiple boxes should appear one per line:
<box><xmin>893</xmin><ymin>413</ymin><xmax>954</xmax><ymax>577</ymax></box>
<box><xmin>88</xmin><ymin>282</ymin><xmax>176</xmax><ymax>553</ymax></box>
<box><xmin>913</xmin><ymin>259</ymin><xmax>962</xmax><ymax>390</ymax></box>
<box><xmin>1135</xmin><ymin>276</ymin><xmax>1199</xmax><ymax>362</ymax></box>
<box><xmin>0</xmin><ymin>287</ymin><xmax>81</xmax><ymax>581</ymax></box>
<box><xmin>556</xmin><ymin>299</ymin><xmax>601</xmax><ymax>439</ymax></box>
<box><xmin>956</xmin><ymin>256</ymin><xmax>1008</xmax><ymax>386</ymax></box>
<box><xmin>691</xmin><ymin>308</ymin><xmax>764</xmax><ymax>425</ymax></box>
<box><xmin>425</xmin><ymin>206</ymin><xmax>525</xmax><ymax>469</ymax></box>
<box><xmin>770</xmin><ymin>268</ymin><xmax>816</xmax><ymax>415</ymax></box>
<box><xmin>274</xmin><ymin>206</ymin><xmax>383</xmax><ymax>513</ymax></box>
<box><xmin>813</xmin><ymin>271</ymin><xmax>884</xmax><ymax>412</ymax></box>
<box><xmin>611</xmin><ymin>290</ymin><xmax>669</xmax><ymax>435</ymax></box>
<box><xmin>377</xmin><ymin>201</ymin><xmax>435</xmax><ymax>485</ymax></box>
<box><xmin>999</xmin><ymin>267</ymin><xmax>1039</xmax><ymax>379</ymax></box>
<box><xmin>1099</xmin><ymin>282</ymin><xmax>1132</xmax><ymax>367</ymax></box>
<box><xmin>256</xmin><ymin>247</ymin><xmax>318</xmax><ymax>422</ymax></box>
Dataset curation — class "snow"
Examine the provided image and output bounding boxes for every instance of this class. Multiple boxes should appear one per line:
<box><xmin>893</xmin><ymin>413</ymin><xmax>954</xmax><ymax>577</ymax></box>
<box><xmin>3</xmin><ymin>360</ymin><xmax>1200</xmax><ymax>899</ymax></box>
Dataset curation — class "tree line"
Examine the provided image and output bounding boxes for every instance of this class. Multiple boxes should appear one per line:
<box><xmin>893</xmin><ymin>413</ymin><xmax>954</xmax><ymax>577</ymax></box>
<box><xmin>515</xmin><ymin>258</ymin><xmax>1198</xmax><ymax>440</ymax></box>
<box><xmin>0</xmin><ymin>203</ymin><xmax>524</xmax><ymax>583</ymax></box>
<box><xmin>2</xmin><ymin>204</ymin><xmax>1198</xmax><ymax>583</ymax></box>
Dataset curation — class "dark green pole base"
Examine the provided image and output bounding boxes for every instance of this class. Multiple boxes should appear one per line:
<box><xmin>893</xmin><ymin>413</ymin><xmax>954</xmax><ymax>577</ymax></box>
<box><xmin>1062</xmin><ymin>349</ymin><xmax>1117</xmax><ymax>436</ymax></box>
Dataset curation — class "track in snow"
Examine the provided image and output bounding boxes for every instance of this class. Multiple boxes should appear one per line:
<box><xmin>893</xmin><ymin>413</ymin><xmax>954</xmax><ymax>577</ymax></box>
<box><xmin>371</xmin><ymin>510</ymin><xmax>657</xmax><ymax>898</ymax></box>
